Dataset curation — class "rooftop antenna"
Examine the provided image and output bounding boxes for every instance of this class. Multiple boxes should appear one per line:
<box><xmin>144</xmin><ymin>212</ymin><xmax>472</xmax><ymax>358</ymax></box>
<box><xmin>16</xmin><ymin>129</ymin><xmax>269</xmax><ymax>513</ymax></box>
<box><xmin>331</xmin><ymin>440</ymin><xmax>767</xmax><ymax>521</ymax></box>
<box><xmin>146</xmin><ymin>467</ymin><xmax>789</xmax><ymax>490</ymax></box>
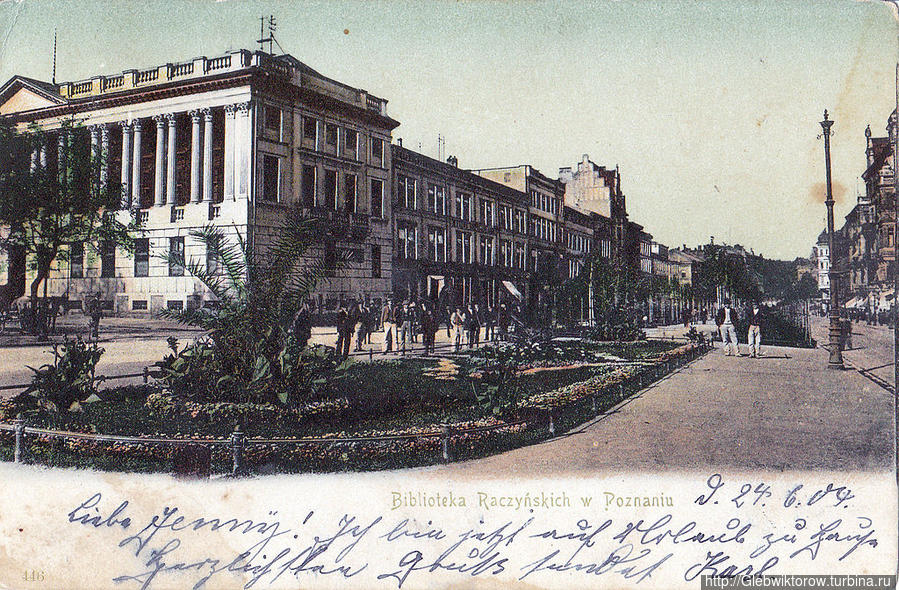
<box><xmin>257</xmin><ymin>15</ymin><xmax>277</xmax><ymax>55</ymax></box>
<box><xmin>51</xmin><ymin>29</ymin><xmax>57</xmax><ymax>85</ymax></box>
<box><xmin>437</xmin><ymin>134</ymin><xmax>445</xmax><ymax>161</ymax></box>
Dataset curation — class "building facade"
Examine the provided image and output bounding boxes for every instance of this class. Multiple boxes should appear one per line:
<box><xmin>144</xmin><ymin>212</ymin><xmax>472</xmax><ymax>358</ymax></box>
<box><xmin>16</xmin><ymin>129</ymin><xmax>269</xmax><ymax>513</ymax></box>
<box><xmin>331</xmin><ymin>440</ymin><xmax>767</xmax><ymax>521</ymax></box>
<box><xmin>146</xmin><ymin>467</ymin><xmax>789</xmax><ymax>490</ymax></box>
<box><xmin>0</xmin><ymin>50</ymin><xmax>399</xmax><ymax>314</ymax></box>
<box><xmin>390</xmin><ymin>145</ymin><xmax>531</xmax><ymax>308</ymax></box>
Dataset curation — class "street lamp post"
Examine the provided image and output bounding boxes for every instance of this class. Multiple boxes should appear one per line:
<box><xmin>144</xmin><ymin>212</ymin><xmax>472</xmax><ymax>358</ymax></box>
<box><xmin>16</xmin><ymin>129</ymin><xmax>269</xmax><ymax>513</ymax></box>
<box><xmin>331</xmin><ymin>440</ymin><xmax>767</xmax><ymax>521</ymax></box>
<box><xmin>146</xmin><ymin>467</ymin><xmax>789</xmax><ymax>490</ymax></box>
<box><xmin>820</xmin><ymin>109</ymin><xmax>844</xmax><ymax>369</ymax></box>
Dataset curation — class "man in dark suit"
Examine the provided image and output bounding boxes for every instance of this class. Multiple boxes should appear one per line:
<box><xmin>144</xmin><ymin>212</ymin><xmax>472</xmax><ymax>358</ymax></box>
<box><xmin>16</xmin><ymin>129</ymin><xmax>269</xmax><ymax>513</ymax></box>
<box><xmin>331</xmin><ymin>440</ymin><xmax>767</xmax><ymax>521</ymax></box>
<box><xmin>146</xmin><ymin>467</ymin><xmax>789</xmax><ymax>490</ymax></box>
<box><xmin>715</xmin><ymin>300</ymin><xmax>740</xmax><ymax>356</ymax></box>
<box><xmin>747</xmin><ymin>303</ymin><xmax>764</xmax><ymax>358</ymax></box>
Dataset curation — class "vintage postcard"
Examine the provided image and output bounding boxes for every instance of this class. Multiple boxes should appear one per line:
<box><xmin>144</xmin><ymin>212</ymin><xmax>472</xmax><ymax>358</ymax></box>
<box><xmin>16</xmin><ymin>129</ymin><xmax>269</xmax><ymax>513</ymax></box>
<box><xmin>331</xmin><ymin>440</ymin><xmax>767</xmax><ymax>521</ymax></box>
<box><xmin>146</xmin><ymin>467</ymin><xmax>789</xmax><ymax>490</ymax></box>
<box><xmin>0</xmin><ymin>1</ymin><xmax>896</xmax><ymax>588</ymax></box>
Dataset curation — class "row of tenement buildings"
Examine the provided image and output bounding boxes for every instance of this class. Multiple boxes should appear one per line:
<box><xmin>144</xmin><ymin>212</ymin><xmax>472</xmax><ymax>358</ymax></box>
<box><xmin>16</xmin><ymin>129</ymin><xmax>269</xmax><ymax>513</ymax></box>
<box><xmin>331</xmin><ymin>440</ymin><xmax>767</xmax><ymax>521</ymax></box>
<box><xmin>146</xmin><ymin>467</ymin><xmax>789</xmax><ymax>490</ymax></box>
<box><xmin>813</xmin><ymin>110</ymin><xmax>896</xmax><ymax>315</ymax></box>
<box><xmin>0</xmin><ymin>49</ymin><xmax>690</xmax><ymax>321</ymax></box>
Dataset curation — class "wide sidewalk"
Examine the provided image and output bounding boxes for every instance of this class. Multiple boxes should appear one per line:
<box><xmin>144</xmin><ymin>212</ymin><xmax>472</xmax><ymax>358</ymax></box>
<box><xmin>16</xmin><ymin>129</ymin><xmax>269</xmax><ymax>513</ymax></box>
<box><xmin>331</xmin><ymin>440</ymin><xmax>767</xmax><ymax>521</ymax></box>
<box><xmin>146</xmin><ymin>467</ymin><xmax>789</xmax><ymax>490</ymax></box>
<box><xmin>421</xmin><ymin>337</ymin><xmax>896</xmax><ymax>476</ymax></box>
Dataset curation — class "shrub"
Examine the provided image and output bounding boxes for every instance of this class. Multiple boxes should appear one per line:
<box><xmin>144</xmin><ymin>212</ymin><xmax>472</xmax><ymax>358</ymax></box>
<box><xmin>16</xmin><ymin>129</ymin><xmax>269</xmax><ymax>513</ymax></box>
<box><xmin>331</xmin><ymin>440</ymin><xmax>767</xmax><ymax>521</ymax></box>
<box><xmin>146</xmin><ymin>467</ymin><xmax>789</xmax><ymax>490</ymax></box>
<box><xmin>22</xmin><ymin>337</ymin><xmax>104</xmax><ymax>413</ymax></box>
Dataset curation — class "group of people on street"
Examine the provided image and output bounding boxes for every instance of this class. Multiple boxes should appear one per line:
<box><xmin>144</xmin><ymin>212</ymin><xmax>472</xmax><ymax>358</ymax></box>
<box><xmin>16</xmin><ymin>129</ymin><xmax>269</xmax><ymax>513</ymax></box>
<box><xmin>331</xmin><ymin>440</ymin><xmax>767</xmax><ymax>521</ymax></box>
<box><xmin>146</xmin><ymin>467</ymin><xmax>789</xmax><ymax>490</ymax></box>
<box><xmin>715</xmin><ymin>300</ymin><xmax>764</xmax><ymax>358</ymax></box>
<box><xmin>291</xmin><ymin>297</ymin><xmax>520</xmax><ymax>359</ymax></box>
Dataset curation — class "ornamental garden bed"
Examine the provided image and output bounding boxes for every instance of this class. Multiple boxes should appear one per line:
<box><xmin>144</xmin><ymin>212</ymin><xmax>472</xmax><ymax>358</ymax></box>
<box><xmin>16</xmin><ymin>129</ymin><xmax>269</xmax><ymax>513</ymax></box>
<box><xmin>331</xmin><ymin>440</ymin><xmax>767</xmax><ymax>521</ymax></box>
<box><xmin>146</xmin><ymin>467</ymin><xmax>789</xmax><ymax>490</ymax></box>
<box><xmin>0</xmin><ymin>339</ymin><xmax>706</xmax><ymax>474</ymax></box>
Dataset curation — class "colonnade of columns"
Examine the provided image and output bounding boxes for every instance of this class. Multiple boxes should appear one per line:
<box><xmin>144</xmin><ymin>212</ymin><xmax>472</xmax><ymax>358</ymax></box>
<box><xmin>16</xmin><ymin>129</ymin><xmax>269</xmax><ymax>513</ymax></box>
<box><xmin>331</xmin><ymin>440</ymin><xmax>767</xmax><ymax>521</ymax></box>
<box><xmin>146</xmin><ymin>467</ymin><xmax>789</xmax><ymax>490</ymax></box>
<box><xmin>118</xmin><ymin>108</ymin><xmax>216</xmax><ymax>210</ymax></box>
<box><xmin>26</xmin><ymin>100</ymin><xmax>252</xmax><ymax>212</ymax></box>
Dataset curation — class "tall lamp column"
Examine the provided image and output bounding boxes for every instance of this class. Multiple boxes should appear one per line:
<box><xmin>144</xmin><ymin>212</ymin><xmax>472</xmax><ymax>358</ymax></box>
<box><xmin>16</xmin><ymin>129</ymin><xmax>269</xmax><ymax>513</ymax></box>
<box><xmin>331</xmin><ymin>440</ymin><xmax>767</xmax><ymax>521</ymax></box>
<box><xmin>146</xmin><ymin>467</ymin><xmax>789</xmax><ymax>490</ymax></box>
<box><xmin>820</xmin><ymin>109</ymin><xmax>844</xmax><ymax>369</ymax></box>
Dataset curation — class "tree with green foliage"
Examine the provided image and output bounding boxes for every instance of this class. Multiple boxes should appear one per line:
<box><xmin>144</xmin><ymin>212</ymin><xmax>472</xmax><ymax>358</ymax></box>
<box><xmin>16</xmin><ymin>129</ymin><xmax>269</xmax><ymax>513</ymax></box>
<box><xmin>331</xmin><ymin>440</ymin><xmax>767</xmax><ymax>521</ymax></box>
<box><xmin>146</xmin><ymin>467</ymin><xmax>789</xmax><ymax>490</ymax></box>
<box><xmin>0</xmin><ymin>118</ymin><xmax>134</xmax><ymax>333</ymax></box>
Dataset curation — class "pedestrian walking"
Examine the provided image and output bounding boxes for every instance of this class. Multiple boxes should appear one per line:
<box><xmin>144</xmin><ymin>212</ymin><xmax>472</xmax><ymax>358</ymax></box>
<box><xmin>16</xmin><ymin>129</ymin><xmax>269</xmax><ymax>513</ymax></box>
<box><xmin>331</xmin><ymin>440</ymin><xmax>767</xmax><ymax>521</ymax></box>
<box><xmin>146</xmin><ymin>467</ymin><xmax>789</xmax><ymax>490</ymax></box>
<box><xmin>484</xmin><ymin>305</ymin><xmax>495</xmax><ymax>341</ymax></box>
<box><xmin>445</xmin><ymin>306</ymin><xmax>452</xmax><ymax>338</ymax></box>
<box><xmin>396</xmin><ymin>300</ymin><xmax>410</xmax><ymax>352</ymax></box>
<box><xmin>747</xmin><ymin>303</ymin><xmax>763</xmax><ymax>358</ymax></box>
<box><xmin>354</xmin><ymin>302</ymin><xmax>368</xmax><ymax>351</ymax></box>
<box><xmin>292</xmin><ymin>300</ymin><xmax>312</xmax><ymax>348</ymax></box>
<box><xmin>715</xmin><ymin>300</ymin><xmax>740</xmax><ymax>356</ymax></box>
<box><xmin>422</xmin><ymin>305</ymin><xmax>437</xmax><ymax>355</ymax></box>
<box><xmin>86</xmin><ymin>292</ymin><xmax>104</xmax><ymax>341</ymax></box>
<box><xmin>381</xmin><ymin>299</ymin><xmax>394</xmax><ymax>352</ymax></box>
<box><xmin>498</xmin><ymin>303</ymin><xmax>510</xmax><ymax>341</ymax></box>
<box><xmin>451</xmin><ymin>307</ymin><xmax>466</xmax><ymax>352</ymax></box>
<box><xmin>335</xmin><ymin>303</ymin><xmax>353</xmax><ymax>358</ymax></box>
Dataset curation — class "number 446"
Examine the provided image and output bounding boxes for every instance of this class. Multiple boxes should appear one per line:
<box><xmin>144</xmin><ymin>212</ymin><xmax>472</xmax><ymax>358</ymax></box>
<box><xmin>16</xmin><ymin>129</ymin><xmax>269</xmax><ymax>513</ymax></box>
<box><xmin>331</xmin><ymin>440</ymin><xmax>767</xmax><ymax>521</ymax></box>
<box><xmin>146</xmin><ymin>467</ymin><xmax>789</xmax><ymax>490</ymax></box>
<box><xmin>24</xmin><ymin>570</ymin><xmax>45</xmax><ymax>582</ymax></box>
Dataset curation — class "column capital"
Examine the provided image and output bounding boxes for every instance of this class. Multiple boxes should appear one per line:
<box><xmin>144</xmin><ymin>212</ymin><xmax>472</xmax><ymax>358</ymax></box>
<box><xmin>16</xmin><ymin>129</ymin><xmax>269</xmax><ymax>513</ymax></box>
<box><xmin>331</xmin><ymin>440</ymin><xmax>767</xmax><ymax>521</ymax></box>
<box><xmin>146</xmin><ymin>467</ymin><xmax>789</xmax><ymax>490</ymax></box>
<box><xmin>201</xmin><ymin>107</ymin><xmax>213</xmax><ymax>120</ymax></box>
<box><xmin>153</xmin><ymin>114</ymin><xmax>166</xmax><ymax>126</ymax></box>
<box><xmin>224</xmin><ymin>104</ymin><xmax>236</xmax><ymax>119</ymax></box>
<box><xmin>189</xmin><ymin>109</ymin><xmax>202</xmax><ymax>122</ymax></box>
<box><xmin>120</xmin><ymin>120</ymin><xmax>134</xmax><ymax>133</ymax></box>
<box><xmin>235</xmin><ymin>101</ymin><xmax>251</xmax><ymax>116</ymax></box>
<box><xmin>100</xmin><ymin>124</ymin><xmax>110</xmax><ymax>139</ymax></box>
<box><xmin>132</xmin><ymin>118</ymin><xmax>143</xmax><ymax>131</ymax></box>
<box><xmin>165</xmin><ymin>112</ymin><xmax>177</xmax><ymax>126</ymax></box>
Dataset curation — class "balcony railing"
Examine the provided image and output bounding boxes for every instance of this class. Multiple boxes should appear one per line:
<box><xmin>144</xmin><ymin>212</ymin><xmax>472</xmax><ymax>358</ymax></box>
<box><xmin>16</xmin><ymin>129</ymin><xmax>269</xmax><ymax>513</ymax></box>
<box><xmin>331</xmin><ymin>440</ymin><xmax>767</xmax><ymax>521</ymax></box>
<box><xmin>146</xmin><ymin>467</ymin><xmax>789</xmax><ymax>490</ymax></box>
<box><xmin>303</xmin><ymin>207</ymin><xmax>370</xmax><ymax>240</ymax></box>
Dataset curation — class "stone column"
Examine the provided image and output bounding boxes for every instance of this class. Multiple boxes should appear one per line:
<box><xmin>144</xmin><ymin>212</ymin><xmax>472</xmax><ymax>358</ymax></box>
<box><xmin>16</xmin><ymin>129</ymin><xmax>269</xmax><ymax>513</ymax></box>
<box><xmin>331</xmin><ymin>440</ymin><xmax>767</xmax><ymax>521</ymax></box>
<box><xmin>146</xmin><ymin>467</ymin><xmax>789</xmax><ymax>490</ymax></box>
<box><xmin>90</xmin><ymin>126</ymin><xmax>100</xmax><ymax>189</ymax></box>
<box><xmin>190</xmin><ymin>110</ymin><xmax>202</xmax><ymax>203</ymax></box>
<box><xmin>39</xmin><ymin>141</ymin><xmax>47</xmax><ymax>169</ymax></box>
<box><xmin>100</xmin><ymin>125</ymin><xmax>110</xmax><ymax>192</ymax></box>
<box><xmin>120</xmin><ymin>122</ymin><xmax>133</xmax><ymax>209</ymax></box>
<box><xmin>57</xmin><ymin>132</ymin><xmax>66</xmax><ymax>187</ymax></box>
<box><xmin>131</xmin><ymin>119</ymin><xmax>143</xmax><ymax>210</ymax></box>
<box><xmin>30</xmin><ymin>145</ymin><xmax>38</xmax><ymax>173</ymax></box>
<box><xmin>202</xmin><ymin>108</ymin><xmax>213</xmax><ymax>202</ymax></box>
<box><xmin>153</xmin><ymin>115</ymin><xmax>166</xmax><ymax>206</ymax></box>
<box><xmin>223</xmin><ymin>104</ymin><xmax>235</xmax><ymax>200</ymax></box>
<box><xmin>166</xmin><ymin>113</ymin><xmax>177</xmax><ymax>205</ymax></box>
<box><xmin>235</xmin><ymin>101</ymin><xmax>251</xmax><ymax>199</ymax></box>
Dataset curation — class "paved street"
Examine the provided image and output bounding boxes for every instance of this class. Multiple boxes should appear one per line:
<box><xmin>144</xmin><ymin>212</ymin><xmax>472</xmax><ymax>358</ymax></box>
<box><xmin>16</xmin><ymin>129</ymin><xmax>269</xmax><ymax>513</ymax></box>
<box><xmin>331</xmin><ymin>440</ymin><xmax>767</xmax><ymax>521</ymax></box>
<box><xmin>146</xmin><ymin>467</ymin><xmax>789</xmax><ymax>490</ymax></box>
<box><xmin>420</xmin><ymin>333</ymin><xmax>896</xmax><ymax>477</ymax></box>
<box><xmin>0</xmin><ymin>315</ymin><xmax>515</xmax><ymax>395</ymax></box>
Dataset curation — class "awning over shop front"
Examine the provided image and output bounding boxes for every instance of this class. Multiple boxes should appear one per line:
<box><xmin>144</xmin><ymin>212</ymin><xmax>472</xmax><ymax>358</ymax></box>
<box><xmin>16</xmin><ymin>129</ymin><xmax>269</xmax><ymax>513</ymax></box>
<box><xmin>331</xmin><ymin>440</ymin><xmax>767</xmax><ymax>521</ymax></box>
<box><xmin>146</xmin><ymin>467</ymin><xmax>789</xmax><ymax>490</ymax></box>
<box><xmin>844</xmin><ymin>297</ymin><xmax>859</xmax><ymax>309</ymax></box>
<box><xmin>879</xmin><ymin>290</ymin><xmax>895</xmax><ymax>309</ymax></box>
<box><xmin>502</xmin><ymin>280</ymin><xmax>523</xmax><ymax>300</ymax></box>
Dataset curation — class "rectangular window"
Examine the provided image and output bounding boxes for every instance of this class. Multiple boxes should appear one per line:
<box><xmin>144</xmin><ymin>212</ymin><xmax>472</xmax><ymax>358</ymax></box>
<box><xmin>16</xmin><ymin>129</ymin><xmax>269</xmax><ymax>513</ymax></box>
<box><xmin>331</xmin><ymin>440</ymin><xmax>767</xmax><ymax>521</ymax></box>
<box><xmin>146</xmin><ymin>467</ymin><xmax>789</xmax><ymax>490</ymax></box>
<box><xmin>398</xmin><ymin>175</ymin><xmax>416</xmax><ymax>209</ymax></box>
<box><xmin>344</xmin><ymin>128</ymin><xmax>358</xmax><ymax>159</ymax></box>
<box><xmin>500</xmin><ymin>240</ymin><xmax>511</xmax><ymax>267</ymax></box>
<box><xmin>325</xmin><ymin>123</ymin><xmax>338</xmax><ymax>147</ymax></box>
<box><xmin>455</xmin><ymin>230</ymin><xmax>472</xmax><ymax>264</ymax></box>
<box><xmin>480</xmin><ymin>199</ymin><xmax>494</xmax><ymax>227</ymax></box>
<box><xmin>303</xmin><ymin>117</ymin><xmax>317</xmax><ymax>143</ymax></box>
<box><xmin>132</xmin><ymin>300</ymin><xmax>148</xmax><ymax>311</ymax></box>
<box><xmin>262</xmin><ymin>155</ymin><xmax>280</xmax><ymax>202</ymax></box>
<box><xmin>371</xmin><ymin>137</ymin><xmax>384</xmax><ymax>167</ymax></box>
<box><xmin>398</xmin><ymin>223</ymin><xmax>418</xmax><ymax>260</ymax></box>
<box><xmin>371</xmin><ymin>245</ymin><xmax>381</xmax><ymax>278</ymax></box>
<box><xmin>345</xmin><ymin>174</ymin><xmax>357</xmax><ymax>213</ymax></box>
<box><xmin>428</xmin><ymin>185</ymin><xmax>446</xmax><ymax>215</ymax></box>
<box><xmin>100</xmin><ymin>241</ymin><xmax>116</xmax><ymax>278</ymax></box>
<box><xmin>428</xmin><ymin>226</ymin><xmax>446</xmax><ymax>262</ymax></box>
<box><xmin>70</xmin><ymin>243</ymin><xmax>84</xmax><ymax>279</ymax></box>
<box><xmin>370</xmin><ymin>179</ymin><xmax>383</xmax><ymax>218</ymax></box>
<box><xmin>168</xmin><ymin>237</ymin><xmax>184</xmax><ymax>277</ymax></box>
<box><xmin>455</xmin><ymin>192</ymin><xmax>471</xmax><ymax>221</ymax></box>
<box><xmin>323</xmin><ymin>169</ymin><xmax>338</xmax><ymax>210</ymax></box>
<box><xmin>264</xmin><ymin>106</ymin><xmax>281</xmax><ymax>134</ymax></box>
<box><xmin>134</xmin><ymin>238</ymin><xmax>149</xmax><ymax>277</ymax></box>
<box><xmin>515</xmin><ymin>210</ymin><xmax>525</xmax><ymax>234</ymax></box>
<box><xmin>301</xmin><ymin>165</ymin><xmax>316</xmax><ymax>208</ymax></box>
<box><xmin>514</xmin><ymin>242</ymin><xmax>525</xmax><ymax>269</ymax></box>
<box><xmin>479</xmin><ymin>236</ymin><xmax>494</xmax><ymax>266</ymax></box>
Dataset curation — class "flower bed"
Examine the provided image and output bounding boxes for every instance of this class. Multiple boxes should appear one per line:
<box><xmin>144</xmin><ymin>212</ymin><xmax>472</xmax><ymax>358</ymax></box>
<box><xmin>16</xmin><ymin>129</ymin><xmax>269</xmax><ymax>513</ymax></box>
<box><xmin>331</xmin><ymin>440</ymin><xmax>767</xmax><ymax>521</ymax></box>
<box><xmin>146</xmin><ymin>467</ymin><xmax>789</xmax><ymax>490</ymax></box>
<box><xmin>1</xmin><ymin>341</ymin><xmax>707</xmax><ymax>474</ymax></box>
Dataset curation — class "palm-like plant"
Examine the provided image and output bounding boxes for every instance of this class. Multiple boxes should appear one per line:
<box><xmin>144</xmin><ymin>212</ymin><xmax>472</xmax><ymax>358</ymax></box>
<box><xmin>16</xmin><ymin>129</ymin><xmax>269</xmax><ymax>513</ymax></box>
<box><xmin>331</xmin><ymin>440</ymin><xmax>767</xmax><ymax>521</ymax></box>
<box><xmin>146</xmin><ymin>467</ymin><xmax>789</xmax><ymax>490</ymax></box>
<box><xmin>156</xmin><ymin>214</ymin><xmax>340</xmax><ymax>405</ymax></box>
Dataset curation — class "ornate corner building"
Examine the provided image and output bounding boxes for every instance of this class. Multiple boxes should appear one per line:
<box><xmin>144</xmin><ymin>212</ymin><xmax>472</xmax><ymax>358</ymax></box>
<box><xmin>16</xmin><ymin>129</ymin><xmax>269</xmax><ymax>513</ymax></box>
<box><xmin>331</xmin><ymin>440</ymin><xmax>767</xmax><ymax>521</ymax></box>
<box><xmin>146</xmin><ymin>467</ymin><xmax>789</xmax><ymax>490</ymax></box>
<box><xmin>0</xmin><ymin>50</ymin><xmax>398</xmax><ymax>314</ymax></box>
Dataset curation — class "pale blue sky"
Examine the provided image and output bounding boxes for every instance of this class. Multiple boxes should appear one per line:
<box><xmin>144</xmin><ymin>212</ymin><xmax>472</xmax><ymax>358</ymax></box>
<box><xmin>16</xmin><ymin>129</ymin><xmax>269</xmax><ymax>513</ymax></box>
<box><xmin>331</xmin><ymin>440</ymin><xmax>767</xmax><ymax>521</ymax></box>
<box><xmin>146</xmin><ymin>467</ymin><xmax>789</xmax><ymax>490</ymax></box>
<box><xmin>0</xmin><ymin>0</ymin><xmax>895</xmax><ymax>259</ymax></box>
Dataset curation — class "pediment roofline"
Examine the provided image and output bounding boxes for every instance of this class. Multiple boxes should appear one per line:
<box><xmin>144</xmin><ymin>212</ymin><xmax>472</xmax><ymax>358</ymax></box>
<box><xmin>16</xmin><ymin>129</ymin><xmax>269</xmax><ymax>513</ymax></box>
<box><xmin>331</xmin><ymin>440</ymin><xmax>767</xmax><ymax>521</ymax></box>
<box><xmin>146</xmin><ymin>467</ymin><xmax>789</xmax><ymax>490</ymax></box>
<box><xmin>0</xmin><ymin>75</ymin><xmax>66</xmax><ymax>107</ymax></box>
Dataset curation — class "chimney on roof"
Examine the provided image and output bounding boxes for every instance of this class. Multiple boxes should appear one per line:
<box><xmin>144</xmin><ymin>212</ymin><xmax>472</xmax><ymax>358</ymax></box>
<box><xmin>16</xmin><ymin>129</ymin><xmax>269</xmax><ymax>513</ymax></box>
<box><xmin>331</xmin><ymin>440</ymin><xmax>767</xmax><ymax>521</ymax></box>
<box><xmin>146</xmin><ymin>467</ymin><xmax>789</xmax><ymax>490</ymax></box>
<box><xmin>397</xmin><ymin>138</ymin><xmax>403</xmax><ymax>147</ymax></box>
<box><xmin>447</xmin><ymin>155</ymin><xmax>458</xmax><ymax>167</ymax></box>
